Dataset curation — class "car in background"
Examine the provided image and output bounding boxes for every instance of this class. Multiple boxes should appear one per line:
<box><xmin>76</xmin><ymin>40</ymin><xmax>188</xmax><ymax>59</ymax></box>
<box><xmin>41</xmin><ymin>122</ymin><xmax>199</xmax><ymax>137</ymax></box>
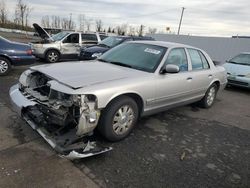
<box><xmin>224</xmin><ymin>52</ymin><xmax>250</xmax><ymax>88</ymax></box>
<box><xmin>31</xmin><ymin>23</ymin><xmax>107</xmax><ymax>63</ymax></box>
<box><xmin>0</xmin><ymin>36</ymin><xmax>35</xmax><ymax>76</ymax></box>
<box><xmin>79</xmin><ymin>35</ymin><xmax>154</xmax><ymax>60</ymax></box>
<box><xmin>9</xmin><ymin>41</ymin><xmax>227</xmax><ymax>159</ymax></box>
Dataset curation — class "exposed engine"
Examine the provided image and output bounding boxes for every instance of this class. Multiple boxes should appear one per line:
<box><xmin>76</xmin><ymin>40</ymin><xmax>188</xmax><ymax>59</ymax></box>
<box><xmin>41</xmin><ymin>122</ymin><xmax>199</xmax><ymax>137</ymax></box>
<box><xmin>19</xmin><ymin>71</ymin><xmax>99</xmax><ymax>137</ymax></box>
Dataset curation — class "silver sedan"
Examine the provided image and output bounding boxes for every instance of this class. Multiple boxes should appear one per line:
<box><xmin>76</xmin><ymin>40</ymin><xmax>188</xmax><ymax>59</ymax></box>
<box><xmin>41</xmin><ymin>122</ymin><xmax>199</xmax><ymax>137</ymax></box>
<box><xmin>9</xmin><ymin>41</ymin><xmax>227</xmax><ymax>158</ymax></box>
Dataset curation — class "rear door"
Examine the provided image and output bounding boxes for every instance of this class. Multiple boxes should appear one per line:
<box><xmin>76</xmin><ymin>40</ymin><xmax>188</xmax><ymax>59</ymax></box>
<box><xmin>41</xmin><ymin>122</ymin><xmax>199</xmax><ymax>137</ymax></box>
<box><xmin>186</xmin><ymin>48</ymin><xmax>213</xmax><ymax>97</ymax></box>
<box><xmin>61</xmin><ymin>33</ymin><xmax>80</xmax><ymax>58</ymax></box>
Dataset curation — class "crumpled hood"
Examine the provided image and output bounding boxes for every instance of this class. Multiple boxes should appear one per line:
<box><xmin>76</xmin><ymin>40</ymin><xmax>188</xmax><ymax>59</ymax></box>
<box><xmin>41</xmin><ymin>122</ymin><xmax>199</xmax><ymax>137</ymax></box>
<box><xmin>223</xmin><ymin>63</ymin><xmax>250</xmax><ymax>75</ymax></box>
<box><xmin>30</xmin><ymin>61</ymin><xmax>143</xmax><ymax>89</ymax></box>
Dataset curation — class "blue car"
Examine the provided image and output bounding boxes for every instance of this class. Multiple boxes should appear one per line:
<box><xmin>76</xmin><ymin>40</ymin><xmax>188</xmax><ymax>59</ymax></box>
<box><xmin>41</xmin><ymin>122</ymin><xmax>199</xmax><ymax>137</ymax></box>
<box><xmin>0</xmin><ymin>36</ymin><xmax>36</xmax><ymax>76</ymax></box>
<box><xmin>224</xmin><ymin>52</ymin><xmax>250</xmax><ymax>88</ymax></box>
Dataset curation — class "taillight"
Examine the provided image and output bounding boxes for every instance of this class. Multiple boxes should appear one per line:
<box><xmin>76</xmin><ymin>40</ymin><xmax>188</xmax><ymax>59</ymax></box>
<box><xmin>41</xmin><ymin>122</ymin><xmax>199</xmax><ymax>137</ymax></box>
<box><xmin>26</xmin><ymin>49</ymin><xmax>33</xmax><ymax>55</ymax></box>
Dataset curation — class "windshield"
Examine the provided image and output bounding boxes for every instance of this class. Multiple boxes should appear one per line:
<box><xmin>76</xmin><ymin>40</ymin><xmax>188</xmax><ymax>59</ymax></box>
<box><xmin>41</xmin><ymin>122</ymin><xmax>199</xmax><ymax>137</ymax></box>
<box><xmin>51</xmin><ymin>31</ymin><xmax>69</xmax><ymax>41</ymax></box>
<box><xmin>99</xmin><ymin>36</ymin><xmax>125</xmax><ymax>48</ymax></box>
<box><xmin>98</xmin><ymin>43</ymin><xmax>167</xmax><ymax>72</ymax></box>
<box><xmin>229</xmin><ymin>54</ymin><xmax>250</xmax><ymax>66</ymax></box>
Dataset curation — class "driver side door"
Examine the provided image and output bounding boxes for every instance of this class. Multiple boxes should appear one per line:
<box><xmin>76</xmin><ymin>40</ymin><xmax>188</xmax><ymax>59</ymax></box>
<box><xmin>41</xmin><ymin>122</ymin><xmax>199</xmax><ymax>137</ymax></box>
<box><xmin>154</xmin><ymin>48</ymin><xmax>194</xmax><ymax>109</ymax></box>
<box><xmin>61</xmin><ymin>33</ymin><xmax>80</xmax><ymax>58</ymax></box>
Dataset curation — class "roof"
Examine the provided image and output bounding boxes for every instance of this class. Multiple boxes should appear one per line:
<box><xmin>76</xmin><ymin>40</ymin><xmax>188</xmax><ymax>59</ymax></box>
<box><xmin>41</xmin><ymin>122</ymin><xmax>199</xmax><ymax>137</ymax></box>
<box><xmin>129</xmin><ymin>40</ymin><xmax>197</xmax><ymax>49</ymax></box>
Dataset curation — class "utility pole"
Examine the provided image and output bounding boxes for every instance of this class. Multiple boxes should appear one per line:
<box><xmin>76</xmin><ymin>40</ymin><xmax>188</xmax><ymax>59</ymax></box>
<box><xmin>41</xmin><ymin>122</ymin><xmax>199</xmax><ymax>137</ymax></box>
<box><xmin>69</xmin><ymin>13</ymin><xmax>72</xmax><ymax>29</ymax></box>
<box><xmin>177</xmin><ymin>7</ymin><xmax>185</xmax><ymax>35</ymax></box>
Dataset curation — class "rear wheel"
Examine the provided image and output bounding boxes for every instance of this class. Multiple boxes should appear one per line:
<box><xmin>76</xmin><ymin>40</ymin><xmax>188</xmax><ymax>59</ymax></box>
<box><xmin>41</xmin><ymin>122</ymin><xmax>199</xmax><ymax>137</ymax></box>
<box><xmin>0</xmin><ymin>57</ymin><xmax>11</xmax><ymax>76</ymax></box>
<box><xmin>199</xmin><ymin>83</ymin><xmax>218</xmax><ymax>108</ymax></box>
<box><xmin>98</xmin><ymin>96</ymin><xmax>139</xmax><ymax>142</ymax></box>
<box><xmin>46</xmin><ymin>50</ymin><xmax>60</xmax><ymax>63</ymax></box>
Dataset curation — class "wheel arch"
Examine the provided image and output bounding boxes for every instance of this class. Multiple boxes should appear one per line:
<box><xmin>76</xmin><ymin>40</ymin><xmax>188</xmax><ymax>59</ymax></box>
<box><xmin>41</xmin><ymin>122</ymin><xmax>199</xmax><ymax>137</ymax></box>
<box><xmin>0</xmin><ymin>54</ymin><xmax>13</xmax><ymax>65</ymax></box>
<box><xmin>103</xmin><ymin>92</ymin><xmax>145</xmax><ymax>117</ymax></box>
<box><xmin>44</xmin><ymin>48</ymin><xmax>61</xmax><ymax>57</ymax></box>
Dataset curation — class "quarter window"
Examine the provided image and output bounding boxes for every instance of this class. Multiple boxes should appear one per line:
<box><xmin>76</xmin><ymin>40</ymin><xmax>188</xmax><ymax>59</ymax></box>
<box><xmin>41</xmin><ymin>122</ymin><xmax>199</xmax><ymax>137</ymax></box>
<box><xmin>199</xmin><ymin>51</ymin><xmax>210</xmax><ymax>69</ymax></box>
<box><xmin>164</xmin><ymin>48</ymin><xmax>188</xmax><ymax>71</ymax></box>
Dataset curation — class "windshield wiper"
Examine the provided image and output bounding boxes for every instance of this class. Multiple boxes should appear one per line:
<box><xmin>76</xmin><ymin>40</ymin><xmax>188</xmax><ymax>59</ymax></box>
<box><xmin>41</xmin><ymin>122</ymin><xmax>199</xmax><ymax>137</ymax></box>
<box><xmin>229</xmin><ymin>61</ymin><xmax>250</xmax><ymax>66</ymax></box>
<box><xmin>98</xmin><ymin>59</ymin><xmax>132</xmax><ymax>68</ymax></box>
<box><xmin>109</xmin><ymin>61</ymin><xmax>132</xmax><ymax>68</ymax></box>
<box><xmin>99</xmin><ymin>43</ymin><xmax>110</xmax><ymax>48</ymax></box>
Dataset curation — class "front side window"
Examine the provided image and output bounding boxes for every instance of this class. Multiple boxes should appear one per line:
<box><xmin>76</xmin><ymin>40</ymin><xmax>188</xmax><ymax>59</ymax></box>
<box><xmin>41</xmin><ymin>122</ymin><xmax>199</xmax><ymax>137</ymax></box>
<box><xmin>99</xmin><ymin>43</ymin><xmax>167</xmax><ymax>72</ymax></box>
<box><xmin>229</xmin><ymin>54</ymin><xmax>250</xmax><ymax>66</ymax></box>
<box><xmin>164</xmin><ymin>48</ymin><xmax>188</xmax><ymax>72</ymax></box>
<box><xmin>63</xmin><ymin>34</ymin><xmax>79</xmax><ymax>43</ymax></box>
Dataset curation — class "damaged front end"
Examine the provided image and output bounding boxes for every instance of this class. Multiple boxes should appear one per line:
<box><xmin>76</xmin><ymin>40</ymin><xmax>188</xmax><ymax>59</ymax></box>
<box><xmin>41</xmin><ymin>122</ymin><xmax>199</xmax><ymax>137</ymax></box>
<box><xmin>10</xmin><ymin>70</ymin><xmax>112</xmax><ymax>159</ymax></box>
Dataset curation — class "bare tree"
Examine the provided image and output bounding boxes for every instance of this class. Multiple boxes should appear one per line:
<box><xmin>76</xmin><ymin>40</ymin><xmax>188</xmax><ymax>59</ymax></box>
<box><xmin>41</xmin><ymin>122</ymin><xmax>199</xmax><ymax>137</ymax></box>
<box><xmin>107</xmin><ymin>26</ymin><xmax>112</xmax><ymax>33</ymax></box>
<box><xmin>61</xmin><ymin>17</ymin><xmax>75</xmax><ymax>30</ymax></box>
<box><xmin>15</xmin><ymin>0</ymin><xmax>32</xmax><ymax>29</ymax></box>
<box><xmin>95</xmin><ymin>19</ymin><xmax>103</xmax><ymax>32</ymax></box>
<box><xmin>137</xmin><ymin>24</ymin><xmax>145</xmax><ymax>36</ymax></box>
<box><xmin>51</xmin><ymin>15</ymin><xmax>61</xmax><ymax>28</ymax></box>
<box><xmin>0</xmin><ymin>0</ymin><xmax>7</xmax><ymax>24</ymax></box>
<box><xmin>128</xmin><ymin>26</ymin><xmax>135</xmax><ymax>36</ymax></box>
<box><xmin>78</xmin><ymin>14</ymin><xmax>85</xmax><ymax>31</ymax></box>
<box><xmin>85</xmin><ymin>19</ymin><xmax>91</xmax><ymax>31</ymax></box>
<box><xmin>25</xmin><ymin>6</ymin><xmax>32</xmax><ymax>27</ymax></box>
<box><xmin>41</xmin><ymin>15</ymin><xmax>50</xmax><ymax>28</ymax></box>
<box><xmin>148</xmin><ymin>27</ymin><xmax>157</xmax><ymax>34</ymax></box>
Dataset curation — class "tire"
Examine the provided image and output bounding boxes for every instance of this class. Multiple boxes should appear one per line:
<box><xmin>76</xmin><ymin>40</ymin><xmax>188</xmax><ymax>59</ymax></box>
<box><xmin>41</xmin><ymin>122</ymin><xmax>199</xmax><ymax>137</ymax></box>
<box><xmin>0</xmin><ymin>57</ymin><xmax>11</xmax><ymax>76</ymax></box>
<box><xmin>199</xmin><ymin>83</ymin><xmax>218</xmax><ymax>108</ymax></box>
<box><xmin>45</xmin><ymin>50</ymin><xmax>60</xmax><ymax>63</ymax></box>
<box><xmin>98</xmin><ymin>96</ymin><xmax>139</xmax><ymax>142</ymax></box>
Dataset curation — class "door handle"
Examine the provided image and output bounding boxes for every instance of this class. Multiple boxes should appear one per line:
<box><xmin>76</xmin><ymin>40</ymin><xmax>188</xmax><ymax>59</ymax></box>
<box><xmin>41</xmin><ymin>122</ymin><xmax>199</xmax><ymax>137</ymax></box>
<box><xmin>186</xmin><ymin>77</ymin><xmax>192</xmax><ymax>81</ymax></box>
<box><xmin>208</xmin><ymin>74</ymin><xmax>213</xmax><ymax>79</ymax></box>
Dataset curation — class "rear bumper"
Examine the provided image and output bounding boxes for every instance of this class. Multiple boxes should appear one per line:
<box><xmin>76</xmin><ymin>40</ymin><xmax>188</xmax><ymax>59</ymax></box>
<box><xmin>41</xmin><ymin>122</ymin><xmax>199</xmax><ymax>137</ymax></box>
<box><xmin>11</xmin><ymin>56</ymin><xmax>36</xmax><ymax>66</ymax></box>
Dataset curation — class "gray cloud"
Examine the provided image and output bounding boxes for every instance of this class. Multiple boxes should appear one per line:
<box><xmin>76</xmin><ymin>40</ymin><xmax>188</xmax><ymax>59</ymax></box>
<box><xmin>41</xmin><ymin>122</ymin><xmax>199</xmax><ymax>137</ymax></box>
<box><xmin>5</xmin><ymin>0</ymin><xmax>250</xmax><ymax>36</ymax></box>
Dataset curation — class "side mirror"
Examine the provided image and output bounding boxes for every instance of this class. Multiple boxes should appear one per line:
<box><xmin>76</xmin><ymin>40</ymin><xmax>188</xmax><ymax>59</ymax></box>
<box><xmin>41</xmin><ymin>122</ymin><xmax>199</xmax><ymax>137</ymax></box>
<box><xmin>162</xmin><ymin>64</ymin><xmax>180</xmax><ymax>74</ymax></box>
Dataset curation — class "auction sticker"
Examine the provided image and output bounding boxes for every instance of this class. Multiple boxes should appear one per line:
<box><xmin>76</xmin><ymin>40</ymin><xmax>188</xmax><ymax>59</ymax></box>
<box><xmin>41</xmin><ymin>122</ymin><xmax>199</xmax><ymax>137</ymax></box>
<box><xmin>144</xmin><ymin>48</ymin><xmax>161</xmax><ymax>55</ymax></box>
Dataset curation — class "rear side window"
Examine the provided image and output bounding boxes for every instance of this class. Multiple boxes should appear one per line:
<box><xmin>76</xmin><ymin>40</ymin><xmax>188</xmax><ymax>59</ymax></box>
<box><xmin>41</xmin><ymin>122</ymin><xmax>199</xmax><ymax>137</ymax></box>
<box><xmin>188</xmin><ymin>49</ymin><xmax>210</xmax><ymax>70</ymax></box>
<box><xmin>164</xmin><ymin>48</ymin><xmax>188</xmax><ymax>72</ymax></box>
<box><xmin>81</xmin><ymin>34</ymin><xmax>97</xmax><ymax>41</ymax></box>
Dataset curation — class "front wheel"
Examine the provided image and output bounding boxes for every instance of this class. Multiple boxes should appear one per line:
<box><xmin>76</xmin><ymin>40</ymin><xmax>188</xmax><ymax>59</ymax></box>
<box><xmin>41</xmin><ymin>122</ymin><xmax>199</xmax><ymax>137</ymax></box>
<box><xmin>0</xmin><ymin>57</ymin><xmax>11</xmax><ymax>76</ymax></box>
<box><xmin>45</xmin><ymin>50</ymin><xmax>60</xmax><ymax>63</ymax></box>
<box><xmin>98</xmin><ymin>96</ymin><xmax>139</xmax><ymax>142</ymax></box>
<box><xmin>199</xmin><ymin>83</ymin><xmax>218</xmax><ymax>108</ymax></box>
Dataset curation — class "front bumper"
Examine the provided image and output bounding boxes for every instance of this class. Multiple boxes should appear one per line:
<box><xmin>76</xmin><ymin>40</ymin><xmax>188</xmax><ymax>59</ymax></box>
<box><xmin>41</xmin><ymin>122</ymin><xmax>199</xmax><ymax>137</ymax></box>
<box><xmin>227</xmin><ymin>76</ymin><xmax>250</xmax><ymax>88</ymax></box>
<box><xmin>9</xmin><ymin>84</ymin><xmax>112</xmax><ymax>159</ymax></box>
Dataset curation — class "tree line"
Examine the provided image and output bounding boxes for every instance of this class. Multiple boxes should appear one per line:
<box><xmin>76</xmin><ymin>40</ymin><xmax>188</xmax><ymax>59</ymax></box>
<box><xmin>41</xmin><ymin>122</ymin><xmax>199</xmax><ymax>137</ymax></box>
<box><xmin>0</xmin><ymin>0</ymin><xmax>158</xmax><ymax>35</ymax></box>
<box><xmin>0</xmin><ymin>0</ymin><xmax>33</xmax><ymax>31</ymax></box>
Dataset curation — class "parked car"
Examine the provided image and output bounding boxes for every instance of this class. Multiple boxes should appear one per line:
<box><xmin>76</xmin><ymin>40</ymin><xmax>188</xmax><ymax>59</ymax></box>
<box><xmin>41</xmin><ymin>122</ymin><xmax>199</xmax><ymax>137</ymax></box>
<box><xmin>31</xmin><ymin>23</ymin><xmax>107</xmax><ymax>63</ymax></box>
<box><xmin>224</xmin><ymin>52</ymin><xmax>250</xmax><ymax>88</ymax></box>
<box><xmin>9</xmin><ymin>41</ymin><xmax>227</xmax><ymax>159</ymax></box>
<box><xmin>0</xmin><ymin>36</ymin><xmax>35</xmax><ymax>76</ymax></box>
<box><xmin>79</xmin><ymin>35</ymin><xmax>154</xmax><ymax>60</ymax></box>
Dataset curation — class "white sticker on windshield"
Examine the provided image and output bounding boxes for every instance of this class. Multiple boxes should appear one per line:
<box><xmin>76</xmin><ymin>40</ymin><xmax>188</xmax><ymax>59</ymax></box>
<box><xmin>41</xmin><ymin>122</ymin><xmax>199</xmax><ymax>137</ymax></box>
<box><xmin>144</xmin><ymin>48</ymin><xmax>161</xmax><ymax>55</ymax></box>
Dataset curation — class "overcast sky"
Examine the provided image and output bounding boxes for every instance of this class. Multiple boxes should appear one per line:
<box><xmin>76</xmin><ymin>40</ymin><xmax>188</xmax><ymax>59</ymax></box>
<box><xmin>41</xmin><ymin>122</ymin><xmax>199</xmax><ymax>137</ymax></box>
<box><xmin>5</xmin><ymin>0</ymin><xmax>250</xmax><ymax>36</ymax></box>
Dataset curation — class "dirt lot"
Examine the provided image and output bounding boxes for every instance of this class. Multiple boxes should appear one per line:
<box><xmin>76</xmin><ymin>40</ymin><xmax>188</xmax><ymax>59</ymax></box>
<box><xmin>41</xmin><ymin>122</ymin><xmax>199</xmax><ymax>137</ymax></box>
<box><xmin>0</xmin><ymin>33</ymin><xmax>249</xmax><ymax>188</ymax></box>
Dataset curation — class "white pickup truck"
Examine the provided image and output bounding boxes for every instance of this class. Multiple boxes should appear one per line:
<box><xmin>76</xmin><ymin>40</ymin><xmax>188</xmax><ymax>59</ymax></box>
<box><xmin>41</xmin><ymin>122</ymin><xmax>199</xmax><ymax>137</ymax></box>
<box><xmin>31</xmin><ymin>23</ymin><xmax>107</xmax><ymax>63</ymax></box>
